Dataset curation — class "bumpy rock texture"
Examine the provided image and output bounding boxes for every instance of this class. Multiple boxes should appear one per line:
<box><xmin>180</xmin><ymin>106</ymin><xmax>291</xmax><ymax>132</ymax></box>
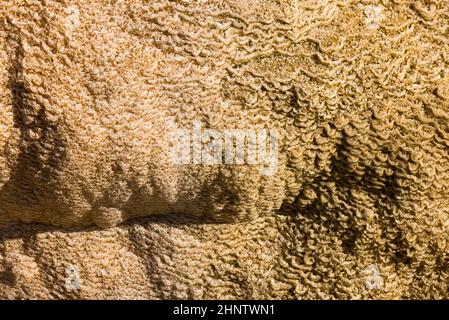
<box><xmin>0</xmin><ymin>0</ymin><xmax>448</xmax><ymax>299</ymax></box>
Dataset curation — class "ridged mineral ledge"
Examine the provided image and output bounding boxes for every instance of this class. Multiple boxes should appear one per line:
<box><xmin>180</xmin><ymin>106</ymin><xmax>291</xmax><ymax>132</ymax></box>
<box><xmin>0</xmin><ymin>0</ymin><xmax>448</xmax><ymax>299</ymax></box>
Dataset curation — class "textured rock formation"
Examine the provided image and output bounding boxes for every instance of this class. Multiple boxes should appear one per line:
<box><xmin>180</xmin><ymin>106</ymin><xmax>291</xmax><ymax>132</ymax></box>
<box><xmin>0</xmin><ymin>0</ymin><xmax>448</xmax><ymax>299</ymax></box>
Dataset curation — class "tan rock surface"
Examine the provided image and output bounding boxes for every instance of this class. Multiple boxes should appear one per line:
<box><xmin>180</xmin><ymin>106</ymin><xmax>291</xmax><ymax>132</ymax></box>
<box><xmin>0</xmin><ymin>0</ymin><xmax>448</xmax><ymax>299</ymax></box>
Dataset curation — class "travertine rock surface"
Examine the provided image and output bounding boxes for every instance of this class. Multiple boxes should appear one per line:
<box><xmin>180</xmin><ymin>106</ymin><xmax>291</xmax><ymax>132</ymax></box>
<box><xmin>0</xmin><ymin>0</ymin><xmax>448</xmax><ymax>299</ymax></box>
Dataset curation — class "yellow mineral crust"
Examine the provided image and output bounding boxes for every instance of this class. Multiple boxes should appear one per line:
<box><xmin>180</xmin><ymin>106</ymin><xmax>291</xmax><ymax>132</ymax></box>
<box><xmin>0</xmin><ymin>0</ymin><xmax>448</xmax><ymax>299</ymax></box>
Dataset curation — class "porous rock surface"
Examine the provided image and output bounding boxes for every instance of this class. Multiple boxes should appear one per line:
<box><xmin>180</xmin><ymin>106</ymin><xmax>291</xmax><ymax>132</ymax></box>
<box><xmin>0</xmin><ymin>0</ymin><xmax>448</xmax><ymax>299</ymax></box>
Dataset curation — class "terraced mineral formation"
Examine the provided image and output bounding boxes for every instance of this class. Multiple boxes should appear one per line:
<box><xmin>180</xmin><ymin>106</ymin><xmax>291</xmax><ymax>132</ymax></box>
<box><xmin>0</xmin><ymin>0</ymin><xmax>448</xmax><ymax>299</ymax></box>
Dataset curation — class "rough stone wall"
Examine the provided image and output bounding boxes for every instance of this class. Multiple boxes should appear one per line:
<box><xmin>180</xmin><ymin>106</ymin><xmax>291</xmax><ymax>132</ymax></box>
<box><xmin>0</xmin><ymin>0</ymin><xmax>448</xmax><ymax>299</ymax></box>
